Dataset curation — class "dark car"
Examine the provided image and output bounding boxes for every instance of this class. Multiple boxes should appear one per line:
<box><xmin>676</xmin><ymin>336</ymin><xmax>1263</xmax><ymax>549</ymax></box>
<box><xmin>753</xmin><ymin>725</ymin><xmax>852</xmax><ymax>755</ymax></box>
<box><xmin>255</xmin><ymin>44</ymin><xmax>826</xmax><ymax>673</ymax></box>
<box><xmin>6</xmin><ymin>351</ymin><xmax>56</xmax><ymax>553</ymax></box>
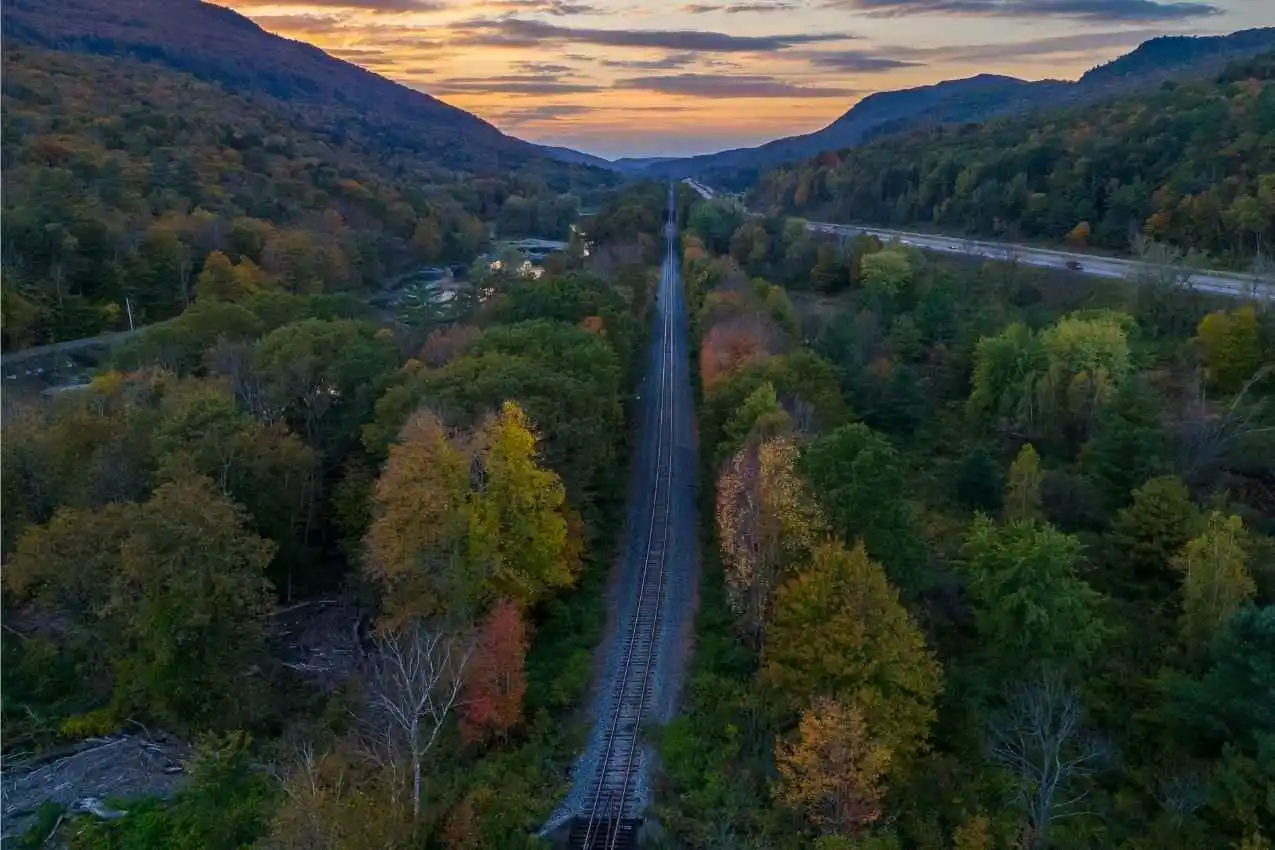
<box><xmin>1065</xmin><ymin>260</ymin><xmax>1083</xmax><ymax>271</ymax></box>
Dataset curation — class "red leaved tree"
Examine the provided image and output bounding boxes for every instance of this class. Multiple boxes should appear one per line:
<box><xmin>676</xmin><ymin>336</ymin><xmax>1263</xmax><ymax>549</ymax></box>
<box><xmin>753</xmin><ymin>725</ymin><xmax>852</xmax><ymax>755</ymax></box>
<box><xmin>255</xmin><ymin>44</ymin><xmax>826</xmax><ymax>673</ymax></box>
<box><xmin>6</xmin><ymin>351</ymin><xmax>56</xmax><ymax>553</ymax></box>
<box><xmin>459</xmin><ymin>599</ymin><xmax>529</xmax><ymax>745</ymax></box>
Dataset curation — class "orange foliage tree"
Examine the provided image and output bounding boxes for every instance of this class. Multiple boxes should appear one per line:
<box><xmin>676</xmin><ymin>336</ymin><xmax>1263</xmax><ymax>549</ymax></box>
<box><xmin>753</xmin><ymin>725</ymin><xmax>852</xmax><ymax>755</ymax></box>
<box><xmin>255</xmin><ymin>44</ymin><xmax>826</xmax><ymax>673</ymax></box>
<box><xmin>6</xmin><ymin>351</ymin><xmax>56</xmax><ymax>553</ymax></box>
<box><xmin>700</xmin><ymin>313</ymin><xmax>777</xmax><ymax>391</ymax></box>
<box><xmin>775</xmin><ymin>697</ymin><xmax>892</xmax><ymax>837</ymax></box>
<box><xmin>460</xmin><ymin>598</ymin><xmax>529</xmax><ymax>745</ymax></box>
<box><xmin>418</xmin><ymin>325</ymin><xmax>480</xmax><ymax>368</ymax></box>
<box><xmin>715</xmin><ymin>436</ymin><xmax>826</xmax><ymax>644</ymax></box>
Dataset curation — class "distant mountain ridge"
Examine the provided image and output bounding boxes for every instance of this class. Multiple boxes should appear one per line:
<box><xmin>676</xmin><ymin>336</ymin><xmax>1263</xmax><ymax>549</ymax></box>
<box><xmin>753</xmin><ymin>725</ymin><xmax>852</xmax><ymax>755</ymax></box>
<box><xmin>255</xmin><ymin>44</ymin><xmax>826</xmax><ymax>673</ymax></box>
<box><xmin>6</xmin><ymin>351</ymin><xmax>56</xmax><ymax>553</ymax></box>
<box><xmin>1</xmin><ymin>0</ymin><xmax>609</xmax><ymax>182</ymax></box>
<box><xmin>611</xmin><ymin>27</ymin><xmax>1275</xmax><ymax>186</ymax></box>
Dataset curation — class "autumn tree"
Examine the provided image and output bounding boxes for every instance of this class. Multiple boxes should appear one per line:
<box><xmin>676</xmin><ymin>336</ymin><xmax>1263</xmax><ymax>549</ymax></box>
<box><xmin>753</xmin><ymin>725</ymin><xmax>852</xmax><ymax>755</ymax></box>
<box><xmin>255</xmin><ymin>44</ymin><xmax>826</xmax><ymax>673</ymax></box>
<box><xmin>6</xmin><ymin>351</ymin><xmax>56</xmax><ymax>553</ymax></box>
<box><xmin>1004</xmin><ymin>444</ymin><xmax>1044</xmax><ymax>521</ymax></box>
<box><xmin>960</xmin><ymin>516</ymin><xmax>1106</xmax><ymax>677</ymax></box>
<box><xmin>716</xmin><ymin>436</ymin><xmax>826</xmax><ymax>643</ymax></box>
<box><xmin>764</xmin><ymin>542</ymin><xmax>941</xmax><ymax>764</ymax></box>
<box><xmin>1195</xmin><ymin>306</ymin><xmax>1263</xmax><ymax>394</ymax></box>
<box><xmin>364</xmin><ymin>403</ymin><xmax>578</xmax><ymax>623</ymax></box>
<box><xmin>700</xmin><ymin>313</ymin><xmax>778</xmax><ymax>392</ymax></box>
<box><xmin>1172</xmin><ymin>512</ymin><xmax>1256</xmax><ymax>655</ymax></box>
<box><xmin>195</xmin><ymin>250</ymin><xmax>266</xmax><ymax>303</ymax></box>
<box><xmin>775</xmin><ymin>697</ymin><xmax>891</xmax><ymax>837</ymax></box>
<box><xmin>460</xmin><ymin>599</ymin><xmax>528</xmax><ymax>745</ymax></box>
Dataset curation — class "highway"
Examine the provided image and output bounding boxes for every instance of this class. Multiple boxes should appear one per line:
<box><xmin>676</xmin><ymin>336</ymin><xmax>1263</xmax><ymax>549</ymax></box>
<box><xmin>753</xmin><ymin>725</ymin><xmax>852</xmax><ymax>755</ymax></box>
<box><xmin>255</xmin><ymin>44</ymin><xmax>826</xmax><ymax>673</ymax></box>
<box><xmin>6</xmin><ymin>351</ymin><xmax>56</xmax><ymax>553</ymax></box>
<box><xmin>680</xmin><ymin>179</ymin><xmax>1274</xmax><ymax>300</ymax></box>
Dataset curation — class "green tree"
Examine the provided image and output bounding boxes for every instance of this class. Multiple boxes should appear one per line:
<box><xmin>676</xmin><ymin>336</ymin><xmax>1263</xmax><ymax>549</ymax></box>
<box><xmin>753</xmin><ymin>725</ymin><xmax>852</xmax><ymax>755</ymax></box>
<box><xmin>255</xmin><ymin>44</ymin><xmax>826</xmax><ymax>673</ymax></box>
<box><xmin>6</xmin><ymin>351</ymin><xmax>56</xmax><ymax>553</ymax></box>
<box><xmin>1110</xmin><ymin>476</ymin><xmax>1199</xmax><ymax>589</ymax></box>
<box><xmin>956</xmin><ymin>445</ymin><xmax>1003</xmax><ymax>514</ymax></box>
<box><xmin>960</xmin><ymin>516</ymin><xmax>1106</xmax><ymax>676</ymax></box>
<box><xmin>1174</xmin><ymin>605</ymin><xmax>1275</xmax><ymax>751</ymax></box>
<box><xmin>968</xmin><ymin>322</ymin><xmax>1046</xmax><ymax>425</ymax></box>
<box><xmin>764</xmin><ymin>542</ymin><xmax>941</xmax><ymax>764</ymax></box>
<box><xmin>254</xmin><ymin>318</ymin><xmax>399</xmax><ymax>457</ymax></box>
<box><xmin>860</xmin><ymin>247</ymin><xmax>913</xmax><ymax>307</ymax></box>
<box><xmin>1082</xmin><ymin>377</ymin><xmax>1165</xmax><ymax>510</ymax></box>
<box><xmin>110</xmin><ymin>476</ymin><xmax>275</xmax><ymax>729</ymax></box>
<box><xmin>803</xmin><ymin>424</ymin><xmax>927</xmax><ymax>591</ymax></box>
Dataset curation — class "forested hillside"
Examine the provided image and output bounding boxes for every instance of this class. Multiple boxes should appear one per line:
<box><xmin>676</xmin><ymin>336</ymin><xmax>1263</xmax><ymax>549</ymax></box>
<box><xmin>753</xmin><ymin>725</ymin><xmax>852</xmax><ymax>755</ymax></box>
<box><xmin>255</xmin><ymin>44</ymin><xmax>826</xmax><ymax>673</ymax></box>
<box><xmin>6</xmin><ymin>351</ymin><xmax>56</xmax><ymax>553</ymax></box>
<box><xmin>0</xmin><ymin>186</ymin><xmax>672</xmax><ymax>846</ymax></box>
<box><xmin>664</xmin><ymin>197</ymin><xmax>1275</xmax><ymax>847</ymax></box>
<box><xmin>0</xmin><ymin>46</ymin><xmax>610</xmax><ymax>350</ymax></box>
<box><xmin>751</xmin><ymin>51</ymin><xmax>1275</xmax><ymax>268</ymax></box>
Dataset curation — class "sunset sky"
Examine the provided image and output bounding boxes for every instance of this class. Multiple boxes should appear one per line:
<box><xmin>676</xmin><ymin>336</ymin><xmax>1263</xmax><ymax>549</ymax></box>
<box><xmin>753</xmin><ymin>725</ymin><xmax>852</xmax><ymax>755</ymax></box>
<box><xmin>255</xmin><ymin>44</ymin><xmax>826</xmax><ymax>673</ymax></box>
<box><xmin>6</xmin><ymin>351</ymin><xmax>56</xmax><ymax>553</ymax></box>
<box><xmin>219</xmin><ymin>0</ymin><xmax>1275</xmax><ymax>158</ymax></box>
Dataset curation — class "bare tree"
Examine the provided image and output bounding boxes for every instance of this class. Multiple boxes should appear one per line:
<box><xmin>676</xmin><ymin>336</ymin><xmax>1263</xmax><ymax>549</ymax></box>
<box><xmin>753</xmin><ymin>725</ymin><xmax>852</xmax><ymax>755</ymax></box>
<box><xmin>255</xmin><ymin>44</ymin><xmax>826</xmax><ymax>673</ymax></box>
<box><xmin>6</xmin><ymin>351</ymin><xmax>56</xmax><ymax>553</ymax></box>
<box><xmin>986</xmin><ymin>672</ymin><xmax>1107</xmax><ymax>848</ymax></box>
<box><xmin>1175</xmin><ymin>364</ymin><xmax>1275</xmax><ymax>485</ymax></box>
<box><xmin>360</xmin><ymin>620</ymin><xmax>473</xmax><ymax>819</ymax></box>
<box><xmin>206</xmin><ymin>338</ymin><xmax>273</xmax><ymax>423</ymax></box>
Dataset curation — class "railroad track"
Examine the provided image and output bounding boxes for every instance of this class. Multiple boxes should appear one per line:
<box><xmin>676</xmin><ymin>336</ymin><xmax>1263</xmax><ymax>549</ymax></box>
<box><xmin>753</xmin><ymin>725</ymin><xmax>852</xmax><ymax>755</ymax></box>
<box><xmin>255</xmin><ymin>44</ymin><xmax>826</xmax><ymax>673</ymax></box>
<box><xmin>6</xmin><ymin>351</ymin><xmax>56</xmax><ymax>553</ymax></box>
<box><xmin>571</xmin><ymin>199</ymin><xmax>680</xmax><ymax>850</ymax></box>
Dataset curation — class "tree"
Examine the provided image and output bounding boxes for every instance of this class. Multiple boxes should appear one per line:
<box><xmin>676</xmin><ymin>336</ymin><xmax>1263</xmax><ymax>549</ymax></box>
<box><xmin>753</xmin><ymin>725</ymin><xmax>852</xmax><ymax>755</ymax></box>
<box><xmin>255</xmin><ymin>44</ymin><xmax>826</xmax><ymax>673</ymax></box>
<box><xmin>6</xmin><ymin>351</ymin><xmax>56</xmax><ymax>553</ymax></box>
<box><xmin>957</xmin><ymin>445</ymin><xmax>1003</xmax><ymax>514</ymax></box>
<box><xmin>764</xmin><ymin>542</ymin><xmax>941</xmax><ymax>763</ymax></box>
<box><xmin>1196</xmin><ymin>306</ymin><xmax>1262</xmax><ymax>394</ymax></box>
<box><xmin>1109</xmin><ymin>476</ymin><xmax>1199</xmax><ymax>588</ymax></box>
<box><xmin>255</xmin><ymin>318</ymin><xmax>399</xmax><ymax>456</ymax></box>
<box><xmin>459</xmin><ymin>599</ymin><xmax>528</xmax><ymax>745</ymax></box>
<box><xmin>364</xmin><ymin>403</ymin><xmax>579</xmax><ymax>623</ymax></box>
<box><xmin>803</xmin><ymin>424</ymin><xmax>927</xmax><ymax>591</ymax></box>
<box><xmin>364</xmin><ymin>408</ymin><xmax>471</xmax><ymax>622</ymax></box>
<box><xmin>363</xmin><ymin>619</ymin><xmax>472</xmax><ymax>820</ymax></box>
<box><xmin>860</xmin><ymin>247</ymin><xmax>912</xmax><ymax>306</ymax></box>
<box><xmin>1172</xmin><ymin>512</ymin><xmax>1256</xmax><ymax>655</ymax></box>
<box><xmin>986</xmin><ymin>672</ymin><xmax>1105</xmax><ymax>849</ymax></box>
<box><xmin>466</xmin><ymin>401</ymin><xmax>580</xmax><ymax>610</ymax></box>
<box><xmin>700</xmin><ymin>314</ymin><xmax>777</xmax><ymax>392</ymax></box>
<box><xmin>719</xmin><ymin>380</ymin><xmax>791</xmax><ymax>464</ymax></box>
<box><xmin>1082</xmin><ymin>377</ymin><xmax>1165</xmax><ymax>510</ymax></box>
<box><xmin>968</xmin><ymin>322</ymin><xmax>1046</xmax><ymax>425</ymax></box>
<box><xmin>871</xmin><ymin>364</ymin><xmax>927</xmax><ymax>437</ymax></box>
<box><xmin>775</xmin><ymin>697</ymin><xmax>892</xmax><ymax>837</ymax></box>
<box><xmin>1174</xmin><ymin>605</ymin><xmax>1275</xmax><ymax>751</ymax></box>
<box><xmin>960</xmin><ymin>516</ymin><xmax>1106</xmax><ymax>676</ymax></box>
<box><xmin>1065</xmin><ymin>220</ymin><xmax>1091</xmax><ymax>247</ymax></box>
<box><xmin>111</xmin><ymin>476</ymin><xmax>276</xmax><ymax>729</ymax></box>
<box><xmin>1039</xmin><ymin>311</ymin><xmax>1132</xmax><ymax>428</ymax></box>
<box><xmin>1004</xmin><ymin>444</ymin><xmax>1044</xmax><ymax>521</ymax></box>
<box><xmin>195</xmin><ymin>250</ymin><xmax>266</xmax><ymax>303</ymax></box>
<box><xmin>716</xmin><ymin>436</ymin><xmax>826</xmax><ymax>643</ymax></box>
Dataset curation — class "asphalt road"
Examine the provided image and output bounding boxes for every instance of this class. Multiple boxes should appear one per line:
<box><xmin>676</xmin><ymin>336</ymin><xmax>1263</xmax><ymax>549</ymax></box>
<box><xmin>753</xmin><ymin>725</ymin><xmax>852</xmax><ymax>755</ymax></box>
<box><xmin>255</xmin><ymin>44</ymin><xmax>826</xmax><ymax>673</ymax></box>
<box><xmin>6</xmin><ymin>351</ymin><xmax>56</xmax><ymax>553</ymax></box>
<box><xmin>680</xmin><ymin>179</ymin><xmax>1274</xmax><ymax>300</ymax></box>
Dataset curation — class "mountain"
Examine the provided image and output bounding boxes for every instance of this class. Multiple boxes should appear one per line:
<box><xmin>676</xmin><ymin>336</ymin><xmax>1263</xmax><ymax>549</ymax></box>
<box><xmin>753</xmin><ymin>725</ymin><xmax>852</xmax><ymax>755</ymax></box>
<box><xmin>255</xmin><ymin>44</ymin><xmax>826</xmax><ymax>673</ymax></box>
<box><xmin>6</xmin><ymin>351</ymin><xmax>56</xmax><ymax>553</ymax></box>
<box><xmin>750</xmin><ymin>49</ymin><xmax>1275</xmax><ymax>267</ymax></box>
<box><xmin>1</xmin><ymin>0</ymin><xmax>610</xmax><ymax>183</ymax></box>
<box><xmin>629</xmin><ymin>28</ymin><xmax>1275</xmax><ymax>187</ymax></box>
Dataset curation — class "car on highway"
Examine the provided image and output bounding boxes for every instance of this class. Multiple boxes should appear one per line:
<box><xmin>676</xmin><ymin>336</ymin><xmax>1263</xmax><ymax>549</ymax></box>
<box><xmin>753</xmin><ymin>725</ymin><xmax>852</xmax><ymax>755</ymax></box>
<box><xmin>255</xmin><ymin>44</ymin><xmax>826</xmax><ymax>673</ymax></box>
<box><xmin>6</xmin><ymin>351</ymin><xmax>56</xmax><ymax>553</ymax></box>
<box><xmin>1066</xmin><ymin>260</ymin><xmax>1083</xmax><ymax>271</ymax></box>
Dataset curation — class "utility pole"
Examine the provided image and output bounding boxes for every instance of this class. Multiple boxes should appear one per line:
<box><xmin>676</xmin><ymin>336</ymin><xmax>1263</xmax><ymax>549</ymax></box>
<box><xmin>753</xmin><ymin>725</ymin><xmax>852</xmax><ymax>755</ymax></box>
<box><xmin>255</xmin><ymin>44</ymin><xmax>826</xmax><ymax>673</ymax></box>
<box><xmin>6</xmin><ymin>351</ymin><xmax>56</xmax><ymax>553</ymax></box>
<box><xmin>124</xmin><ymin>297</ymin><xmax>135</xmax><ymax>331</ymax></box>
